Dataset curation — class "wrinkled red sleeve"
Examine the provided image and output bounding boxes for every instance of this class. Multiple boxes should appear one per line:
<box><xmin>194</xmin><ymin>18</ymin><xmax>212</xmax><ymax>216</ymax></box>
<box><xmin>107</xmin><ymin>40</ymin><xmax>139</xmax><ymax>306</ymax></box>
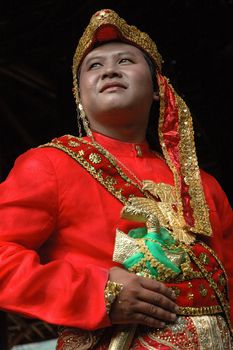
<box><xmin>202</xmin><ymin>171</ymin><xmax>233</xmax><ymax>325</ymax></box>
<box><xmin>0</xmin><ymin>149</ymin><xmax>110</xmax><ymax>329</ymax></box>
<box><xmin>220</xmin><ymin>193</ymin><xmax>233</xmax><ymax>325</ymax></box>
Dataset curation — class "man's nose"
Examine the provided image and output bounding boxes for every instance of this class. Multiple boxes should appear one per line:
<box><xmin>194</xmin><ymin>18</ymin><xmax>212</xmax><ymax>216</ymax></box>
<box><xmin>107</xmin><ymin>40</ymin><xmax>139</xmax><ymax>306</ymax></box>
<box><xmin>102</xmin><ymin>64</ymin><xmax>122</xmax><ymax>79</ymax></box>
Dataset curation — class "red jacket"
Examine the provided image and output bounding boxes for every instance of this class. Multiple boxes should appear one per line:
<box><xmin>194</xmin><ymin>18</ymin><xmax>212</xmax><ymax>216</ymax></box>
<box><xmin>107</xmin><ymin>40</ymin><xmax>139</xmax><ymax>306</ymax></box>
<box><xmin>0</xmin><ymin>132</ymin><xmax>232</xmax><ymax>329</ymax></box>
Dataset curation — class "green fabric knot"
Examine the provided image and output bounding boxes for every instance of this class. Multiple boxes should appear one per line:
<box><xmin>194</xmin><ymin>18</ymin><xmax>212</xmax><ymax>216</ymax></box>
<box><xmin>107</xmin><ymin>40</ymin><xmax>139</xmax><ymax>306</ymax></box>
<box><xmin>123</xmin><ymin>227</ymin><xmax>185</xmax><ymax>279</ymax></box>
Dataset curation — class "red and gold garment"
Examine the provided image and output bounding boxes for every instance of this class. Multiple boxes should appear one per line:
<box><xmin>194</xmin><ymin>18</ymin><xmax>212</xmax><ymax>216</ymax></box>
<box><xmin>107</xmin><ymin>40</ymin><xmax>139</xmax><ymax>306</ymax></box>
<box><xmin>56</xmin><ymin>315</ymin><xmax>232</xmax><ymax>349</ymax></box>
<box><xmin>0</xmin><ymin>132</ymin><xmax>232</xmax><ymax>344</ymax></box>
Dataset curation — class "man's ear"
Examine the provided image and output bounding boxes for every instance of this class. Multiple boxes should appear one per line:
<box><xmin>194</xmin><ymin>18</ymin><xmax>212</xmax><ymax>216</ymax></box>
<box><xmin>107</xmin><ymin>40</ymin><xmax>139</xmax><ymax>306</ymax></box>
<box><xmin>153</xmin><ymin>90</ymin><xmax>159</xmax><ymax>102</ymax></box>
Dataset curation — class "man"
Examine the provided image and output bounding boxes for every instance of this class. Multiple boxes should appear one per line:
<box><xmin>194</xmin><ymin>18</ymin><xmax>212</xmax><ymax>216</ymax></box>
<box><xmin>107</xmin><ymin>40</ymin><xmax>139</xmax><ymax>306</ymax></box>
<box><xmin>0</xmin><ymin>8</ymin><xmax>232</xmax><ymax>349</ymax></box>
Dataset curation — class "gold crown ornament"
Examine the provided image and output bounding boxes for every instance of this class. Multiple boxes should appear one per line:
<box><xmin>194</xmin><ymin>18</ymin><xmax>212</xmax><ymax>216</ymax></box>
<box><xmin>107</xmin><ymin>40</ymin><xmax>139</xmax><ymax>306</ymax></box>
<box><xmin>72</xmin><ymin>9</ymin><xmax>163</xmax><ymax>77</ymax></box>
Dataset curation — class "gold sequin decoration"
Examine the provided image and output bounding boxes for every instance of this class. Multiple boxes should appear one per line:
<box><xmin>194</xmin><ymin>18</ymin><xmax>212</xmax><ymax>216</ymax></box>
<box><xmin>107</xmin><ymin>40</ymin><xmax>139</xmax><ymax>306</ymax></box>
<box><xmin>105</xmin><ymin>176</ymin><xmax>117</xmax><ymax>186</ymax></box>
<box><xmin>184</xmin><ymin>242</ymin><xmax>232</xmax><ymax>335</ymax></box>
<box><xmin>191</xmin><ymin>315</ymin><xmax>233</xmax><ymax>349</ymax></box>
<box><xmin>170</xmin><ymin>286</ymin><xmax>181</xmax><ymax>297</ymax></box>
<box><xmin>178</xmin><ymin>305</ymin><xmax>223</xmax><ymax>316</ymax></box>
<box><xmin>187</xmin><ymin>292</ymin><xmax>194</xmax><ymax>300</ymax></box>
<box><xmin>89</xmin><ymin>152</ymin><xmax>102</xmax><ymax>164</ymax></box>
<box><xmin>78</xmin><ymin>150</ymin><xmax>84</xmax><ymax>156</ymax></box>
<box><xmin>68</xmin><ymin>140</ymin><xmax>80</xmax><ymax>147</ymax></box>
<box><xmin>201</xmin><ymin>241</ymin><xmax>230</xmax><ymax>298</ymax></box>
<box><xmin>199</xmin><ymin>284</ymin><xmax>208</xmax><ymax>297</ymax></box>
<box><xmin>199</xmin><ymin>252</ymin><xmax>209</xmax><ymax>265</ymax></box>
<box><xmin>134</xmin><ymin>238</ymin><xmax>179</xmax><ymax>281</ymax></box>
<box><xmin>73</xmin><ymin>9</ymin><xmax>162</xmax><ymax>78</ymax></box>
<box><xmin>39</xmin><ymin>137</ymin><xmax>146</xmax><ymax>205</ymax></box>
<box><xmin>57</xmin><ymin>327</ymin><xmax>104</xmax><ymax>350</ymax></box>
<box><xmin>113</xmin><ymin>229</ymin><xmax>139</xmax><ymax>264</ymax></box>
<box><xmin>219</xmin><ymin>274</ymin><xmax>226</xmax><ymax>286</ymax></box>
<box><xmin>135</xmin><ymin>145</ymin><xmax>142</xmax><ymax>157</ymax></box>
<box><xmin>141</xmin><ymin>315</ymin><xmax>233</xmax><ymax>350</ymax></box>
<box><xmin>158</xmin><ymin>74</ymin><xmax>213</xmax><ymax>238</ymax></box>
<box><xmin>58</xmin><ymin>315</ymin><xmax>233</xmax><ymax>349</ymax></box>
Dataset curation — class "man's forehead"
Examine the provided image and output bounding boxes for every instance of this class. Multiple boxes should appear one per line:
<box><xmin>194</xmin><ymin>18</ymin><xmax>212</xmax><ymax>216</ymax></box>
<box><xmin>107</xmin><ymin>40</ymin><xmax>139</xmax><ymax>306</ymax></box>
<box><xmin>83</xmin><ymin>41</ymin><xmax>144</xmax><ymax>61</ymax></box>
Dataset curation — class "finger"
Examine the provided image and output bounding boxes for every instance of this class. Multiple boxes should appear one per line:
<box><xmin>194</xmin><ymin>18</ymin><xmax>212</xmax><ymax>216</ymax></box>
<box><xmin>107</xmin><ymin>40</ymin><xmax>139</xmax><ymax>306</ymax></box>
<box><xmin>140</xmin><ymin>277</ymin><xmax>176</xmax><ymax>301</ymax></box>
<box><xmin>133</xmin><ymin>312</ymin><xmax>166</xmax><ymax>328</ymax></box>
<box><xmin>133</xmin><ymin>300</ymin><xmax>177</xmax><ymax>323</ymax></box>
<box><xmin>137</xmin><ymin>289</ymin><xmax>179</xmax><ymax>314</ymax></box>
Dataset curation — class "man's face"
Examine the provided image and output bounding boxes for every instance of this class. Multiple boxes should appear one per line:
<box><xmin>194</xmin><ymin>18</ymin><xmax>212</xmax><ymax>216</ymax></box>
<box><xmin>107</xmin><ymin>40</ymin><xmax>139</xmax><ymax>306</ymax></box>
<box><xmin>79</xmin><ymin>42</ymin><xmax>157</xmax><ymax>129</ymax></box>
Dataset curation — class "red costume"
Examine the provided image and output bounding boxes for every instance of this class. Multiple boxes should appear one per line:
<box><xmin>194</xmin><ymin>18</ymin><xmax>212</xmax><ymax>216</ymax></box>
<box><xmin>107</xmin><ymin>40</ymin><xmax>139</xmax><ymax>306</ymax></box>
<box><xmin>1</xmin><ymin>8</ymin><xmax>233</xmax><ymax>348</ymax></box>
<box><xmin>0</xmin><ymin>132</ymin><xmax>232</xmax><ymax>331</ymax></box>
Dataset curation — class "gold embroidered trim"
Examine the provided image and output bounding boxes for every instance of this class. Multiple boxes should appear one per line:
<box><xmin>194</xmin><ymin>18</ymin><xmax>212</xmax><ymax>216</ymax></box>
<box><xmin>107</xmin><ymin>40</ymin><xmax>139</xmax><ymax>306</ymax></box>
<box><xmin>175</xmin><ymin>93</ymin><xmax>212</xmax><ymax>236</ymax></box>
<box><xmin>178</xmin><ymin>305</ymin><xmax>222</xmax><ymax>316</ymax></box>
<box><xmin>184</xmin><ymin>243</ymin><xmax>232</xmax><ymax>335</ymax></box>
<box><xmin>199</xmin><ymin>252</ymin><xmax>210</xmax><ymax>265</ymax></box>
<box><xmin>40</xmin><ymin>136</ymin><xmax>148</xmax><ymax>205</ymax></box>
<box><xmin>143</xmin><ymin>315</ymin><xmax>233</xmax><ymax>350</ymax></box>
<box><xmin>57</xmin><ymin>327</ymin><xmax>104</xmax><ymax>349</ymax></box>
<box><xmin>134</xmin><ymin>238</ymin><xmax>179</xmax><ymax>281</ymax></box>
<box><xmin>158</xmin><ymin>75</ymin><xmax>212</xmax><ymax>237</ymax></box>
<box><xmin>138</xmin><ymin>334</ymin><xmax>179</xmax><ymax>350</ymax></box>
<box><xmin>41</xmin><ymin>141</ymin><xmax>126</xmax><ymax>204</ymax></box>
<box><xmin>108</xmin><ymin>325</ymin><xmax>137</xmax><ymax>350</ymax></box>
<box><xmin>113</xmin><ymin>229</ymin><xmax>139</xmax><ymax>264</ymax></box>
<box><xmin>200</xmin><ymin>241</ymin><xmax>229</xmax><ymax>297</ymax></box>
<box><xmin>191</xmin><ymin>315</ymin><xmax>233</xmax><ymax>350</ymax></box>
<box><xmin>89</xmin><ymin>139</ymin><xmax>145</xmax><ymax>193</ymax></box>
<box><xmin>141</xmin><ymin>181</ymin><xmax>196</xmax><ymax>243</ymax></box>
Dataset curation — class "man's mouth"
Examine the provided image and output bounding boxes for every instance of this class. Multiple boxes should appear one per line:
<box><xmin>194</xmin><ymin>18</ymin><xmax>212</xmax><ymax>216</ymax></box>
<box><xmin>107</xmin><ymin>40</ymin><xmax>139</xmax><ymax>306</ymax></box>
<box><xmin>100</xmin><ymin>83</ymin><xmax>126</xmax><ymax>92</ymax></box>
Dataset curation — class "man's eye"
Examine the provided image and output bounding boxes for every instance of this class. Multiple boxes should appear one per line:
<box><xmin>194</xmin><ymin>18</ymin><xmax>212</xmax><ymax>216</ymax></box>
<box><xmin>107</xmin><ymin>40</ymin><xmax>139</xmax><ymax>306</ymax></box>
<box><xmin>89</xmin><ymin>62</ymin><xmax>101</xmax><ymax>69</ymax></box>
<box><xmin>119</xmin><ymin>58</ymin><xmax>133</xmax><ymax>64</ymax></box>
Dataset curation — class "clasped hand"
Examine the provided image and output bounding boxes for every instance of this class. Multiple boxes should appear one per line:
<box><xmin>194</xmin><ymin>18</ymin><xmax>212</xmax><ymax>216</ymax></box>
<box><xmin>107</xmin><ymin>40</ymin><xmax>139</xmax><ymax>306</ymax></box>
<box><xmin>109</xmin><ymin>267</ymin><xmax>179</xmax><ymax>329</ymax></box>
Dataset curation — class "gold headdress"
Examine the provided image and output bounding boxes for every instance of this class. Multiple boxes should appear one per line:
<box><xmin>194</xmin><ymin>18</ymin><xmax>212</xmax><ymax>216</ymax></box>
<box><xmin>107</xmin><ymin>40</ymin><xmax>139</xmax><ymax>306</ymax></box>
<box><xmin>72</xmin><ymin>9</ymin><xmax>212</xmax><ymax>238</ymax></box>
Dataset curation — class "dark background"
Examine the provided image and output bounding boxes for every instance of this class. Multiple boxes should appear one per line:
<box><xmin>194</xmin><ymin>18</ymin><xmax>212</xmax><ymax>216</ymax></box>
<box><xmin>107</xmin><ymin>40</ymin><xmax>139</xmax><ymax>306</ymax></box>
<box><xmin>0</xmin><ymin>0</ymin><xmax>232</xmax><ymax>346</ymax></box>
<box><xmin>0</xmin><ymin>0</ymin><xmax>233</xmax><ymax>204</ymax></box>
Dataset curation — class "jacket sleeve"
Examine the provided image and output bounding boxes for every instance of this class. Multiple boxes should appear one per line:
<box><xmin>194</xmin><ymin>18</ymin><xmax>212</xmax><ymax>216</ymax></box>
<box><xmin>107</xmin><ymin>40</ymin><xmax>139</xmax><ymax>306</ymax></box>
<box><xmin>202</xmin><ymin>171</ymin><xmax>233</xmax><ymax>326</ymax></box>
<box><xmin>0</xmin><ymin>149</ymin><xmax>110</xmax><ymax>330</ymax></box>
<box><xmin>215</xmin><ymin>184</ymin><xmax>233</xmax><ymax>326</ymax></box>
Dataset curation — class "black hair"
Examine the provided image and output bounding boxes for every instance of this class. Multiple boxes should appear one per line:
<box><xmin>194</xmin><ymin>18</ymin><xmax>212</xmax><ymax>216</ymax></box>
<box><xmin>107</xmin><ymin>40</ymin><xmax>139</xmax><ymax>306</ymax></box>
<box><xmin>143</xmin><ymin>54</ymin><xmax>158</xmax><ymax>91</ymax></box>
<box><xmin>143</xmin><ymin>53</ymin><xmax>161</xmax><ymax>153</ymax></box>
